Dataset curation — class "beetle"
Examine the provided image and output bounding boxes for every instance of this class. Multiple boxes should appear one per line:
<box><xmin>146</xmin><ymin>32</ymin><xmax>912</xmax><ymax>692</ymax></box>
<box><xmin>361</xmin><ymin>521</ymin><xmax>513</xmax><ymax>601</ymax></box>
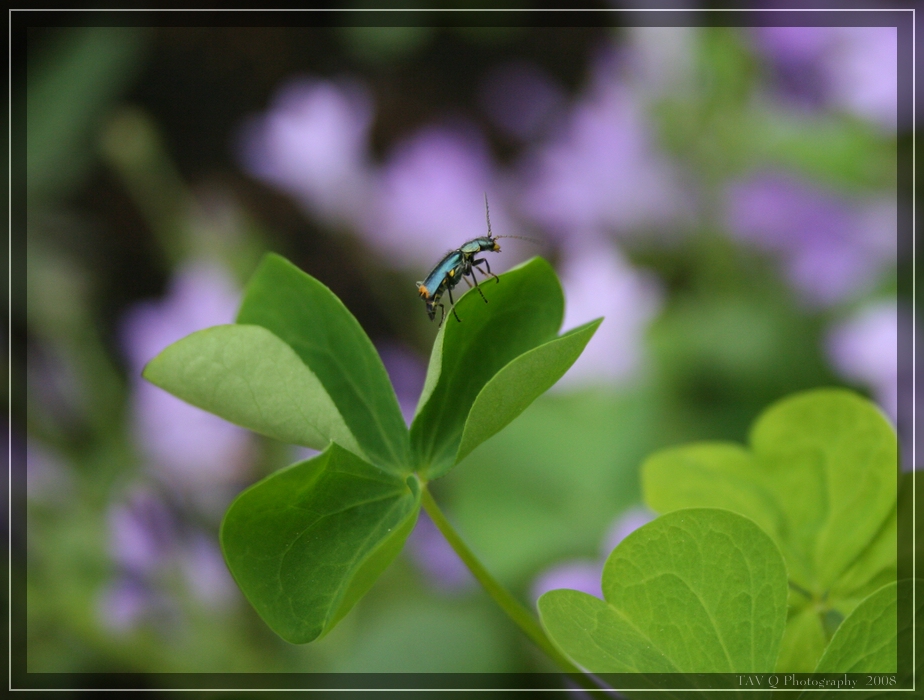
<box><xmin>416</xmin><ymin>195</ymin><xmax>504</xmax><ymax>325</ymax></box>
<box><xmin>416</xmin><ymin>250</ymin><xmax>469</xmax><ymax>324</ymax></box>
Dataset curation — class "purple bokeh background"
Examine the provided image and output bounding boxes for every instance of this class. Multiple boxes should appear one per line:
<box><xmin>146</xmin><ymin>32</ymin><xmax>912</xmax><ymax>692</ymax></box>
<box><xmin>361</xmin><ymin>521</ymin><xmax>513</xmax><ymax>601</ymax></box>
<box><xmin>26</xmin><ymin>25</ymin><xmax>902</xmax><ymax>652</ymax></box>
<box><xmin>752</xmin><ymin>26</ymin><xmax>898</xmax><ymax>131</ymax></box>
<box><xmin>725</xmin><ymin>172</ymin><xmax>895</xmax><ymax>308</ymax></box>
<box><xmin>531</xmin><ymin>507</ymin><xmax>656</xmax><ymax>603</ymax></box>
<box><xmin>119</xmin><ymin>261</ymin><xmax>253</xmax><ymax>495</ymax></box>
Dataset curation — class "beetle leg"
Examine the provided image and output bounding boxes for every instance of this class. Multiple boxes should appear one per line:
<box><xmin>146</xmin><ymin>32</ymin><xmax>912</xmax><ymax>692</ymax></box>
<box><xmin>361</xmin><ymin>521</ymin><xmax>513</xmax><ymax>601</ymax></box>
<box><xmin>447</xmin><ymin>286</ymin><xmax>463</xmax><ymax>322</ymax></box>
<box><xmin>473</xmin><ymin>257</ymin><xmax>499</xmax><ymax>283</ymax></box>
<box><xmin>468</xmin><ymin>267</ymin><xmax>488</xmax><ymax>303</ymax></box>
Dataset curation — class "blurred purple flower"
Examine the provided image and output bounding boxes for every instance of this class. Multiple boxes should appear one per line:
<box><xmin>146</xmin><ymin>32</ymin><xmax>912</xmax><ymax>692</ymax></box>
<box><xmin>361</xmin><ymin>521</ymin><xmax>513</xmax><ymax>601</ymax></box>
<box><xmin>236</xmin><ymin>77</ymin><xmax>376</xmax><ymax>228</ymax></box>
<box><xmin>371</xmin><ymin>126</ymin><xmax>517</xmax><ymax>267</ymax></box>
<box><xmin>725</xmin><ymin>173</ymin><xmax>895</xmax><ymax>307</ymax></box>
<box><xmin>827</xmin><ymin>28</ymin><xmax>898</xmax><ymax>132</ymax></box>
<box><xmin>97</xmin><ymin>577</ymin><xmax>166</xmax><ymax>633</ymax></box>
<box><xmin>237</xmin><ymin>77</ymin><xmax>522</xmax><ymax>271</ymax></box>
<box><xmin>478</xmin><ymin>61</ymin><xmax>567</xmax><ymax>142</ymax></box>
<box><xmin>291</xmin><ymin>445</ymin><xmax>321</xmax><ymax>464</ymax></box>
<box><xmin>530</xmin><ymin>506</ymin><xmax>654</xmax><ymax>605</ymax></box>
<box><xmin>518</xmin><ymin>59</ymin><xmax>691</xmax><ymax>241</ymax></box>
<box><xmin>600</xmin><ymin>506</ymin><xmax>655</xmax><ymax>555</ymax></box>
<box><xmin>554</xmin><ymin>242</ymin><xmax>663</xmax><ymax>390</ymax></box>
<box><xmin>376</xmin><ymin>342</ymin><xmax>426</xmax><ymax>425</ymax></box>
<box><xmin>102</xmin><ymin>486</ymin><xmax>238</xmax><ymax>632</ymax></box>
<box><xmin>179</xmin><ymin>531</ymin><xmax>239</xmax><ymax>609</ymax></box>
<box><xmin>120</xmin><ymin>261</ymin><xmax>253</xmax><ymax>492</ymax></box>
<box><xmin>532</xmin><ymin>560</ymin><xmax>603</xmax><ymax>601</ymax></box>
<box><xmin>753</xmin><ymin>26</ymin><xmax>897</xmax><ymax>131</ymax></box>
<box><xmin>108</xmin><ymin>486</ymin><xmax>178</xmax><ymax>576</ymax></box>
<box><xmin>752</xmin><ymin>26</ymin><xmax>832</xmax><ymax>109</ymax></box>
<box><xmin>405</xmin><ymin>509</ymin><xmax>473</xmax><ymax>592</ymax></box>
<box><xmin>826</xmin><ymin>299</ymin><xmax>898</xmax><ymax>423</ymax></box>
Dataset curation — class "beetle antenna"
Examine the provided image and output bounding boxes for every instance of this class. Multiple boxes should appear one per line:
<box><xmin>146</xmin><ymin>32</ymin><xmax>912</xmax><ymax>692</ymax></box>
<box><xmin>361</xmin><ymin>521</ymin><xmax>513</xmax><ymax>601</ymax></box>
<box><xmin>494</xmin><ymin>234</ymin><xmax>542</xmax><ymax>244</ymax></box>
<box><xmin>484</xmin><ymin>193</ymin><xmax>541</xmax><ymax>245</ymax></box>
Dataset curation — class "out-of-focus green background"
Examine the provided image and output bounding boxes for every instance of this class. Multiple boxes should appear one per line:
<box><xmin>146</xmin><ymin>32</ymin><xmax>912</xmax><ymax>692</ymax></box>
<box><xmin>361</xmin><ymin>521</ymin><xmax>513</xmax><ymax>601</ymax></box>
<box><xmin>20</xmin><ymin>18</ymin><xmax>906</xmax><ymax>674</ymax></box>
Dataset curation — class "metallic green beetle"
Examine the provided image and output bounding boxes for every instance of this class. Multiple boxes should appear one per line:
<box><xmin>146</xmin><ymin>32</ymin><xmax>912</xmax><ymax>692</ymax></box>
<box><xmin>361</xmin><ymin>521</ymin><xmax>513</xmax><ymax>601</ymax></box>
<box><xmin>416</xmin><ymin>195</ymin><xmax>502</xmax><ymax>325</ymax></box>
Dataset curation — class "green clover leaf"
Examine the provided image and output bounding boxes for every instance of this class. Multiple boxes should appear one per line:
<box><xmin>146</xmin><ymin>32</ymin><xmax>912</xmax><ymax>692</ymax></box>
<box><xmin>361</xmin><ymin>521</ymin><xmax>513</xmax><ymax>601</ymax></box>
<box><xmin>539</xmin><ymin>508</ymin><xmax>789</xmax><ymax>673</ymax></box>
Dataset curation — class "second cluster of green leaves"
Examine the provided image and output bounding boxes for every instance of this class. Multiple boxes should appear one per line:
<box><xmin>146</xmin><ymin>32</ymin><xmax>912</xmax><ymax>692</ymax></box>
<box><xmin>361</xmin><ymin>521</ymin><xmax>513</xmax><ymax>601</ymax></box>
<box><xmin>537</xmin><ymin>389</ymin><xmax>902</xmax><ymax>678</ymax></box>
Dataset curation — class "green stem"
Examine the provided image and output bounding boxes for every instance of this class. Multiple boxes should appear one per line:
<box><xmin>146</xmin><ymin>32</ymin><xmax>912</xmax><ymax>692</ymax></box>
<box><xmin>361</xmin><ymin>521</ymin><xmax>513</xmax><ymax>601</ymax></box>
<box><xmin>788</xmin><ymin>580</ymin><xmax>815</xmax><ymax>602</ymax></box>
<box><xmin>420</xmin><ymin>485</ymin><xmax>595</xmax><ymax>684</ymax></box>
